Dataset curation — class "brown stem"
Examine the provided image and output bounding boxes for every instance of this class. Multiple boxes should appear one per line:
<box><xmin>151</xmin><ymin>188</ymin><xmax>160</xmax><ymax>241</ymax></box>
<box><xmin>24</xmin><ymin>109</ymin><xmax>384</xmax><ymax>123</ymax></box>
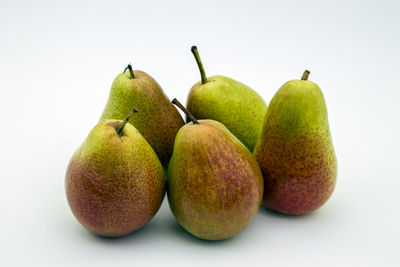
<box><xmin>172</xmin><ymin>98</ymin><xmax>199</xmax><ymax>125</ymax></box>
<box><xmin>117</xmin><ymin>108</ymin><xmax>138</xmax><ymax>136</ymax></box>
<box><xmin>191</xmin><ymin>46</ymin><xmax>208</xmax><ymax>84</ymax></box>
<box><xmin>123</xmin><ymin>64</ymin><xmax>135</xmax><ymax>79</ymax></box>
<box><xmin>301</xmin><ymin>70</ymin><xmax>310</xmax><ymax>80</ymax></box>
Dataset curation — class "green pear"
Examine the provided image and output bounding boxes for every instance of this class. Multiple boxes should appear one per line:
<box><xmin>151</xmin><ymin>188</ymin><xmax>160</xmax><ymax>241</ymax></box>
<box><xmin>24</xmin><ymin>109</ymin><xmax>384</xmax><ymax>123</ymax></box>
<box><xmin>100</xmin><ymin>65</ymin><xmax>184</xmax><ymax>166</ymax></box>
<box><xmin>167</xmin><ymin>99</ymin><xmax>263</xmax><ymax>240</ymax></box>
<box><xmin>254</xmin><ymin>71</ymin><xmax>337</xmax><ymax>215</ymax></box>
<box><xmin>65</xmin><ymin>110</ymin><xmax>166</xmax><ymax>237</ymax></box>
<box><xmin>186</xmin><ymin>46</ymin><xmax>267</xmax><ymax>152</ymax></box>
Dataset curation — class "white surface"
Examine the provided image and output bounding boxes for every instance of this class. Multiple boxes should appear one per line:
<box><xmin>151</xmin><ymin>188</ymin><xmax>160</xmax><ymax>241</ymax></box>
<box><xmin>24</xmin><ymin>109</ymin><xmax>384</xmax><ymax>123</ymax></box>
<box><xmin>1</xmin><ymin>0</ymin><xmax>399</xmax><ymax>266</ymax></box>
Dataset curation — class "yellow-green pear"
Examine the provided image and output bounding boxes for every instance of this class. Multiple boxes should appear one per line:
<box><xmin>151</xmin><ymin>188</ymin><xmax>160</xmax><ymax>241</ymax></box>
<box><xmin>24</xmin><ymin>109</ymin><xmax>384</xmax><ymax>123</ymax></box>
<box><xmin>254</xmin><ymin>71</ymin><xmax>337</xmax><ymax>215</ymax></box>
<box><xmin>186</xmin><ymin>46</ymin><xmax>267</xmax><ymax>152</ymax></box>
<box><xmin>100</xmin><ymin>65</ymin><xmax>184</xmax><ymax>166</ymax></box>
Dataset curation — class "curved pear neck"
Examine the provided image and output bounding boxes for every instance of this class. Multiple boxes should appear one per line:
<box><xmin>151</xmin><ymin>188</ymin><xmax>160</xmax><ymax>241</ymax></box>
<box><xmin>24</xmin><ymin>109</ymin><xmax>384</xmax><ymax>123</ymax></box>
<box><xmin>124</xmin><ymin>64</ymin><xmax>135</xmax><ymax>79</ymax></box>
<box><xmin>301</xmin><ymin>70</ymin><xmax>310</xmax><ymax>80</ymax></box>
<box><xmin>191</xmin><ymin>46</ymin><xmax>208</xmax><ymax>84</ymax></box>
<box><xmin>117</xmin><ymin>108</ymin><xmax>138</xmax><ymax>136</ymax></box>
<box><xmin>172</xmin><ymin>98</ymin><xmax>199</xmax><ymax>125</ymax></box>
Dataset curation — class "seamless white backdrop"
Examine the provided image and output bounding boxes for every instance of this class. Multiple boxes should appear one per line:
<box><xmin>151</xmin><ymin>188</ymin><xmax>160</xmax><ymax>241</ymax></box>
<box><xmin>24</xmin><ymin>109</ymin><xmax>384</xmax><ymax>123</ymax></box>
<box><xmin>0</xmin><ymin>0</ymin><xmax>399</xmax><ymax>266</ymax></box>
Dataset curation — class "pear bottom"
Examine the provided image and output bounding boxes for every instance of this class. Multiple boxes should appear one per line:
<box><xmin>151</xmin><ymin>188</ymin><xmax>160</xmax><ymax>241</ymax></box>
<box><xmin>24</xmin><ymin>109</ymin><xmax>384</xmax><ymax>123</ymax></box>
<box><xmin>256</xmin><ymin>134</ymin><xmax>337</xmax><ymax>215</ymax></box>
<box><xmin>66</xmin><ymin>156</ymin><xmax>165</xmax><ymax>237</ymax></box>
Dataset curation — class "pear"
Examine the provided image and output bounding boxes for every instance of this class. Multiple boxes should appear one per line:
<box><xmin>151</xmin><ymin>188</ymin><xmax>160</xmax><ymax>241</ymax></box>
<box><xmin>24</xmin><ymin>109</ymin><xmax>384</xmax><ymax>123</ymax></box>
<box><xmin>186</xmin><ymin>46</ymin><xmax>267</xmax><ymax>152</ymax></box>
<box><xmin>167</xmin><ymin>99</ymin><xmax>263</xmax><ymax>240</ymax></box>
<box><xmin>100</xmin><ymin>65</ymin><xmax>184</xmax><ymax>166</ymax></box>
<box><xmin>254</xmin><ymin>71</ymin><xmax>337</xmax><ymax>215</ymax></box>
<box><xmin>65</xmin><ymin>109</ymin><xmax>166</xmax><ymax>237</ymax></box>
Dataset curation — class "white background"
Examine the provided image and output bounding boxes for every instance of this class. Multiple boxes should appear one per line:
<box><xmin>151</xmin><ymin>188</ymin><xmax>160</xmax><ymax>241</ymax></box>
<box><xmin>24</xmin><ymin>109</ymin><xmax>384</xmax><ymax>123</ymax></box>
<box><xmin>1</xmin><ymin>0</ymin><xmax>399</xmax><ymax>266</ymax></box>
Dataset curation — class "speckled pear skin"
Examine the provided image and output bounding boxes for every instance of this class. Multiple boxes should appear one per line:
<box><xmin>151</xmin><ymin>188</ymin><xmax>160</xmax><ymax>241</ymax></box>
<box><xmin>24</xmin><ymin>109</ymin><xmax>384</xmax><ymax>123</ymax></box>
<box><xmin>254</xmin><ymin>77</ymin><xmax>337</xmax><ymax>215</ymax></box>
<box><xmin>186</xmin><ymin>75</ymin><xmax>267</xmax><ymax>152</ymax></box>
<box><xmin>167</xmin><ymin>120</ymin><xmax>264</xmax><ymax>240</ymax></box>
<box><xmin>100</xmin><ymin>70</ymin><xmax>184</xmax><ymax>166</ymax></box>
<box><xmin>65</xmin><ymin>120</ymin><xmax>166</xmax><ymax>237</ymax></box>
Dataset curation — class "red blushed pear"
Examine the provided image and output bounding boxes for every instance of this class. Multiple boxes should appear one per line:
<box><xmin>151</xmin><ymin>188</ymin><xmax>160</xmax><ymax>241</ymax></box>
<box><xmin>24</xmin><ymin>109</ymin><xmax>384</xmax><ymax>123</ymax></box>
<box><xmin>254</xmin><ymin>70</ymin><xmax>337</xmax><ymax>215</ymax></box>
<box><xmin>167</xmin><ymin>99</ymin><xmax>264</xmax><ymax>241</ymax></box>
<box><xmin>65</xmin><ymin>109</ymin><xmax>166</xmax><ymax>237</ymax></box>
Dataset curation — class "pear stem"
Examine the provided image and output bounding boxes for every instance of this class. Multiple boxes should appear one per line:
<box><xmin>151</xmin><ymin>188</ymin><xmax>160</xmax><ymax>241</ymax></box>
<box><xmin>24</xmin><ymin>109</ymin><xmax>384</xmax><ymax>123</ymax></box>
<box><xmin>301</xmin><ymin>70</ymin><xmax>310</xmax><ymax>80</ymax></box>
<box><xmin>117</xmin><ymin>108</ymin><xmax>138</xmax><ymax>136</ymax></box>
<box><xmin>172</xmin><ymin>98</ymin><xmax>199</xmax><ymax>125</ymax></box>
<box><xmin>123</xmin><ymin>64</ymin><xmax>135</xmax><ymax>79</ymax></box>
<box><xmin>191</xmin><ymin>46</ymin><xmax>208</xmax><ymax>84</ymax></box>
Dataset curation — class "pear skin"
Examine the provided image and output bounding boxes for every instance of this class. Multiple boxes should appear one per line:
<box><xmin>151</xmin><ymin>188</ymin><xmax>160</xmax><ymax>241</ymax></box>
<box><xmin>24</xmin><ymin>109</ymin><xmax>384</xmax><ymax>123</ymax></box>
<box><xmin>186</xmin><ymin>46</ymin><xmax>267</xmax><ymax>152</ymax></box>
<box><xmin>167</xmin><ymin>100</ymin><xmax>263</xmax><ymax>240</ymax></box>
<box><xmin>100</xmin><ymin>65</ymin><xmax>184</xmax><ymax>166</ymax></box>
<box><xmin>254</xmin><ymin>71</ymin><xmax>337</xmax><ymax>215</ymax></box>
<box><xmin>65</xmin><ymin>117</ymin><xmax>166</xmax><ymax>237</ymax></box>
